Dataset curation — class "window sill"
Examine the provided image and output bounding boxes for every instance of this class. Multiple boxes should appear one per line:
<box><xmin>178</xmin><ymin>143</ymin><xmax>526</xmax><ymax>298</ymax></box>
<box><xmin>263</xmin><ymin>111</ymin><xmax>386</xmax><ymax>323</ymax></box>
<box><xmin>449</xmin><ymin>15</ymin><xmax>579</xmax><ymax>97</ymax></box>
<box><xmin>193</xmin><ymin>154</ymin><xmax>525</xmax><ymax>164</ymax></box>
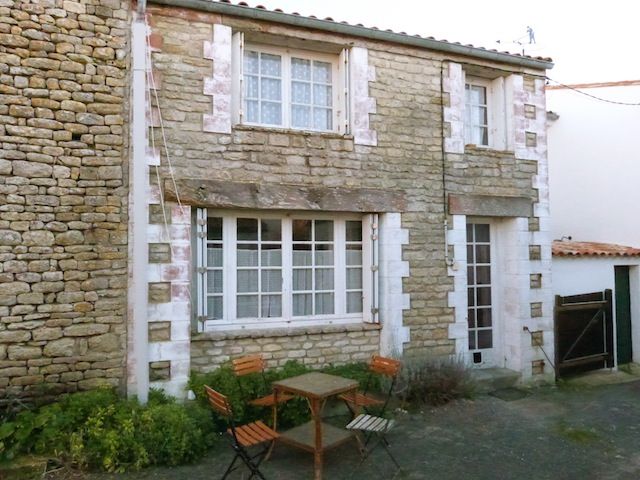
<box><xmin>234</xmin><ymin>123</ymin><xmax>353</xmax><ymax>141</ymax></box>
<box><xmin>192</xmin><ymin>321</ymin><xmax>381</xmax><ymax>342</ymax></box>
<box><xmin>464</xmin><ymin>144</ymin><xmax>515</xmax><ymax>156</ymax></box>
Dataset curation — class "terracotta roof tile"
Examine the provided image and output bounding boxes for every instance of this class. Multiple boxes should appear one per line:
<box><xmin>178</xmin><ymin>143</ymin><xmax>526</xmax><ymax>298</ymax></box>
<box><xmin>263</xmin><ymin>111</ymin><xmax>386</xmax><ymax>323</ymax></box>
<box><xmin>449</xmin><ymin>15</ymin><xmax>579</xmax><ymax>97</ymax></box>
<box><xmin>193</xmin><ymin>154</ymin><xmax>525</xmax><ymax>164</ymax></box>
<box><xmin>552</xmin><ymin>241</ymin><xmax>640</xmax><ymax>257</ymax></box>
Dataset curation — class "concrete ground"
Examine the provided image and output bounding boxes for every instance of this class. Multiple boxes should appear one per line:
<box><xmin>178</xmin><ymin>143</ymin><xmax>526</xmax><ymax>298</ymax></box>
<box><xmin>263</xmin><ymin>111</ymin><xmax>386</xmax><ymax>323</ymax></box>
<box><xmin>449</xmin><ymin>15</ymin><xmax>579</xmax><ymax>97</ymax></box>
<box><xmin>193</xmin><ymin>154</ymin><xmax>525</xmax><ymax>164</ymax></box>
<box><xmin>63</xmin><ymin>378</ymin><xmax>640</xmax><ymax>480</ymax></box>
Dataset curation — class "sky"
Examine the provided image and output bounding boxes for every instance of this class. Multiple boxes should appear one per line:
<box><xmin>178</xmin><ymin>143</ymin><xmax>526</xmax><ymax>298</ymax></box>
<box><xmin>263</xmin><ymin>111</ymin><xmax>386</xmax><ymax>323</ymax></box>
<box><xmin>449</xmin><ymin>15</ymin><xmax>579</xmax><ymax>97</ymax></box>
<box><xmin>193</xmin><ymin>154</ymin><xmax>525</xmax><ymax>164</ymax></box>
<box><xmin>254</xmin><ymin>0</ymin><xmax>640</xmax><ymax>85</ymax></box>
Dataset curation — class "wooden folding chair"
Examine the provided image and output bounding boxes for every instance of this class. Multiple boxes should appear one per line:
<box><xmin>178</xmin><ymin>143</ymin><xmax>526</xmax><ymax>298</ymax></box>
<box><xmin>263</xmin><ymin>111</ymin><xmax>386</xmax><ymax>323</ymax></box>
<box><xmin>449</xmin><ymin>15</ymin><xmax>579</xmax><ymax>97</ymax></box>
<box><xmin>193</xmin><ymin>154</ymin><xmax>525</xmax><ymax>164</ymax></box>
<box><xmin>205</xmin><ymin>385</ymin><xmax>279</xmax><ymax>480</ymax></box>
<box><xmin>339</xmin><ymin>355</ymin><xmax>402</xmax><ymax>418</ymax></box>
<box><xmin>346</xmin><ymin>413</ymin><xmax>400</xmax><ymax>470</ymax></box>
<box><xmin>232</xmin><ymin>354</ymin><xmax>294</xmax><ymax>429</ymax></box>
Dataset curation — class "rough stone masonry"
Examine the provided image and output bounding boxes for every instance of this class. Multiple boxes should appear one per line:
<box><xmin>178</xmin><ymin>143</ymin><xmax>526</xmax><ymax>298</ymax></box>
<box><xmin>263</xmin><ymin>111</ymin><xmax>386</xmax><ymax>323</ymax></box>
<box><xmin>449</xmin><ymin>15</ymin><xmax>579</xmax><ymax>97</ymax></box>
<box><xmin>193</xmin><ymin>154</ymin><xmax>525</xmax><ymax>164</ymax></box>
<box><xmin>0</xmin><ymin>0</ymin><xmax>130</xmax><ymax>404</ymax></box>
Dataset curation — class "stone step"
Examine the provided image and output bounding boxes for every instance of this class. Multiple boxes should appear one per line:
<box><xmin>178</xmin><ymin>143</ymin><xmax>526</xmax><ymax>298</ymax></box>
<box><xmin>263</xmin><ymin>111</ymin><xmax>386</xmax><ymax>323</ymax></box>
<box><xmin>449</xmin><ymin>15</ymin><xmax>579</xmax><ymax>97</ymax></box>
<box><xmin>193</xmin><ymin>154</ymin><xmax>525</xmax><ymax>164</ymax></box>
<box><xmin>470</xmin><ymin>367</ymin><xmax>520</xmax><ymax>393</ymax></box>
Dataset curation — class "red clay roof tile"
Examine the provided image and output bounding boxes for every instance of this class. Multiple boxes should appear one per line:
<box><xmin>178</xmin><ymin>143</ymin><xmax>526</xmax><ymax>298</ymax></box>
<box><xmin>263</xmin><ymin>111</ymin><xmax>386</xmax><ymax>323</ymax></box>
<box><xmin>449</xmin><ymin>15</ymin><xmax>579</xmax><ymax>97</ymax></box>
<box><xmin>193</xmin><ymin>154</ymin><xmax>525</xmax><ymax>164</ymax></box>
<box><xmin>552</xmin><ymin>241</ymin><xmax>640</xmax><ymax>257</ymax></box>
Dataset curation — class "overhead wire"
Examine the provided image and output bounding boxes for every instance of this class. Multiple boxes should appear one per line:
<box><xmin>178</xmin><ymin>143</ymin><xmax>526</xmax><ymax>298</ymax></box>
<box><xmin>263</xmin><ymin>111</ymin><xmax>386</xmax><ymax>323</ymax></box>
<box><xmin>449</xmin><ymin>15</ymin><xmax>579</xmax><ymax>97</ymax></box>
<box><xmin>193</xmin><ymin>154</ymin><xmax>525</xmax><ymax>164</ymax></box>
<box><xmin>546</xmin><ymin>77</ymin><xmax>640</xmax><ymax>106</ymax></box>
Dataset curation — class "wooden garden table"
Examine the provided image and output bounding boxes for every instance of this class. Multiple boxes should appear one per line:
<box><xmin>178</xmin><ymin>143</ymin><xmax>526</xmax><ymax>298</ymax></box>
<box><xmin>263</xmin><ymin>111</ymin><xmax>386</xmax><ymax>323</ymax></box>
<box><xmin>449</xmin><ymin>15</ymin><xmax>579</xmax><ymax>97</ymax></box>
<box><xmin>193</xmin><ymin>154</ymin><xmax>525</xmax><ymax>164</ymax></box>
<box><xmin>272</xmin><ymin>372</ymin><xmax>359</xmax><ymax>480</ymax></box>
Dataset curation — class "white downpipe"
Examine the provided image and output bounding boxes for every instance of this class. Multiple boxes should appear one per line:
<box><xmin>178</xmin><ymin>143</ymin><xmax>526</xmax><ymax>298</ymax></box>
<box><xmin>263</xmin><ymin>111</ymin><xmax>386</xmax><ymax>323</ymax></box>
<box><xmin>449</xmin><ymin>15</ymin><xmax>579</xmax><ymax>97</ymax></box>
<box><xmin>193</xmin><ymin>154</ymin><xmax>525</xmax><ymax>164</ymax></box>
<box><xmin>127</xmin><ymin>17</ymin><xmax>149</xmax><ymax>403</ymax></box>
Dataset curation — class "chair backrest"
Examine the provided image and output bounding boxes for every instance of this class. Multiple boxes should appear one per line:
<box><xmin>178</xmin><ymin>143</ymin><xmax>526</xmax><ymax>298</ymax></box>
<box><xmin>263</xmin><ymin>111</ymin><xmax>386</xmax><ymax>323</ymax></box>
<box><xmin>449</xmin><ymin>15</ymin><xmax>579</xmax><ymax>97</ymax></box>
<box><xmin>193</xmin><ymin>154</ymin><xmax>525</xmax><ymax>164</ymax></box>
<box><xmin>365</xmin><ymin>355</ymin><xmax>402</xmax><ymax>416</ymax></box>
<box><xmin>369</xmin><ymin>355</ymin><xmax>402</xmax><ymax>379</ymax></box>
<box><xmin>232</xmin><ymin>354</ymin><xmax>266</xmax><ymax>377</ymax></box>
<box><xmin>204</xmin><ymin>385</ymin><xmax>233</xmax><ymax>419</ymax></box>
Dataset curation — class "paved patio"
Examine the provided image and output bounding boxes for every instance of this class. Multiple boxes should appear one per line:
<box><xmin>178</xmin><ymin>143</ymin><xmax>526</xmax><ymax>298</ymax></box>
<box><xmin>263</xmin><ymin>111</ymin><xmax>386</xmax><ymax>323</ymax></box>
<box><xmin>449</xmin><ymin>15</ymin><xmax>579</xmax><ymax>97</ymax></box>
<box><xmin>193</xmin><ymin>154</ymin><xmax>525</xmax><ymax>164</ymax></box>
<box><xmin>73</xmin><ymin>378</ymin><xmax>640</xmax><ymax>480</ymax></box>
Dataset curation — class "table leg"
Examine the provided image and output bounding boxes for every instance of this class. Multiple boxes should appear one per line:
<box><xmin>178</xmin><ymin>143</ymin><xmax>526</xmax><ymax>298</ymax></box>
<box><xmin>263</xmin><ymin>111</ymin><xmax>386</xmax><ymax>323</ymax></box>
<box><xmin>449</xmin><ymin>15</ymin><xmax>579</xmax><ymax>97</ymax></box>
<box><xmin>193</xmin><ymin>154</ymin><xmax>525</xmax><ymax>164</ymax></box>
<box><xmin>310</xmin><ymin>397</ymin><xmax>322</xmax><ymax>480</ymax></box>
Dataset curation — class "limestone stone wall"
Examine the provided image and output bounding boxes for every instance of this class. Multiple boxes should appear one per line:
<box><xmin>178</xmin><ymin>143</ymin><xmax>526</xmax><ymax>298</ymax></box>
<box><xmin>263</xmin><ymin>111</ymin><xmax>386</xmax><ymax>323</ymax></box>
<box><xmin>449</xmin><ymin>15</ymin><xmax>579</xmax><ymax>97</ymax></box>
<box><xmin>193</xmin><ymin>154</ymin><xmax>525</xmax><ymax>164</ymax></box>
<box><xmin>146</xmin><ymin>5</ymin><xmax>550</xmax><ymax>371</ymax></box>
<box><xmin>0</xmin><ymin>0</ymin><xmax>129</xmax><ymax>403</ymax></box>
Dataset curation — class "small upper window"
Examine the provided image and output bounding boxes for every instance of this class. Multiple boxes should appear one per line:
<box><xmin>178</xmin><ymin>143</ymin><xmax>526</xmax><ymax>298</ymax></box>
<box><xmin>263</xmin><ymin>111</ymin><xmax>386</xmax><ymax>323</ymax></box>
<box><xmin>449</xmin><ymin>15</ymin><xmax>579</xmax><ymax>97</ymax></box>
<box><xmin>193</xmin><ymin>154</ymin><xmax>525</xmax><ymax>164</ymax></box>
<box><xmin>465</xmin><ymin>82</ymin><xmax>489</xmax><ymax>146</ymax></box>
<box><xmin>241</xmin><ymin>45</ymin><xmax>338</xmax><ymax>132</ymax></box>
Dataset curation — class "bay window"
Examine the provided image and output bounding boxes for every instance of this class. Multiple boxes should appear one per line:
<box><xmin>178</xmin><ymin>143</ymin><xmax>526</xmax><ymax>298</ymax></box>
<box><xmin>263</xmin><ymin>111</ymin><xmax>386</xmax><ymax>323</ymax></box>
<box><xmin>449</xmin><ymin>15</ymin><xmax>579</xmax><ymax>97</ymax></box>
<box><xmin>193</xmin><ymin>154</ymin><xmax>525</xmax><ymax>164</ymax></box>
<box><xmin>196</xmin><ymin>211</ymin><xmax>377</xmax><ymax>331</ymax></box>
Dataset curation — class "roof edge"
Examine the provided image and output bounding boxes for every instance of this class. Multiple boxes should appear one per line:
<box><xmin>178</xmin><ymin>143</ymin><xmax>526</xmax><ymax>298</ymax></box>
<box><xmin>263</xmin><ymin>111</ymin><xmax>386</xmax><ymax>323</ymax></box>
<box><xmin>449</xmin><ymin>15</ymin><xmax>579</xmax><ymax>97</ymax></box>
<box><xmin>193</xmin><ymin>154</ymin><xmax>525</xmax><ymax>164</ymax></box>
<box><xmin>149</xmin><ymin>0</ymin><xmax>554</xmax><ymax>70</ymax></box>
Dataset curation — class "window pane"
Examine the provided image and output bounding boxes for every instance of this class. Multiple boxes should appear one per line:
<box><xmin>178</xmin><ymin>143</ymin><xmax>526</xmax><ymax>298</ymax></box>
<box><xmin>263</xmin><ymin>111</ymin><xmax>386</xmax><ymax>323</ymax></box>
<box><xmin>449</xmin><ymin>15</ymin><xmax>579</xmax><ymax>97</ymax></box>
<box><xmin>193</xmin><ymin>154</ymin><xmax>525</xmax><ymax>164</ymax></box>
<box><xmin>315</xmin><ymin>293</ymin><xmax>334</xmax><ymax>314</ymax></box>
<box><xmin>315</xmin><ymin>268</ymin><xmax>334</xmax><ymax>290</ymax></box>
<box><xmin>346</xmin><ymin>246</ymin><xmax>362</xmax><ymax>266</ymax></box>
<box><xmin>466</xmin><ymin>245</ymin><xmax>474</xmax><ymax>263</ymax></box>
<box><xmin>346</xmin><ymin>221</ymin><xmax>362</xmax><ymax>242</ymax></box>
<box><xmin>315</xmin><ymin>220</ymin><xmax>333</xmax><ymax>241</ymax></box>
<box><xmin>245</xmin><ymin>100</ymin><xmax>259</xmax><ymax>123</ymax></box>
<box><xmin>346</xmin><ymin>267</ymin><xmax>362</xmax><ymax>289</ymax></box>
<box><xmin>347</xmin><ymin>292</ymin><xmax>363</xmax><ymax>314</ymax></box>
<box><xmin>478</xmin><ymin>329</ymin><xmax>493</xmax><ymax>349</ymax></box>
<box><xmin>468</xmin><ymin>287</ymin><xmax>475</xmax><ymax>307</ymax></box>
<box><xmin>261</xmin><ymin>77</ymin><xmax>281</xmax><ymax>101</ymax></box>
<box><xmin>207</xmin><ymin>296</ymin><xmax>223</xmax><ymax>320</ymax></box>
<box><xmin>260</xmin><ymin>53</ymin><xmax>281</xmax><ymax>76</ymax></box>
<box><xmin>313</xmin><ymin>61</ymin><xmax>331</xmax><ymax>83</ymax></box>
<box><xmin>207</xmin><ymin>245</ymin><xmax>223</xmax><ymax>267</ymax></box>
<box><xmin>467</xmin><ymin>308</ymin><xmax>476</xmax><ymax>328</ymax></box>
<box><xmin>261</xmin><ymin>101</ymin><xmax>282</xmax><ymax>125</ymax></box>
<box><xmin>206</xmin><ymin>270</ymin><xmax>223</xmax><ymax>293</ymax></box>
<box><xmin>244</xmin><ymin>51</ymin><xmax>259</xmax><ymax>74</ymax></box>
<box><xmin>293</xmin><ymin>293</ymin><xmax>312</xmax><ymax>316</ymax></box>
<box><xmin>475</xmin><ymin>245</ymin><xmax>490</xmax><ymax>264</ymax></box>
<box><xmin>207</xmin><ymin>217</ymin><xmax>222</xmax><ymax>240</ymax></box>
<box><xmin>261</xmin><ymin>219</ymin><xmax>281</xmax><ymax>242</ymax></box>
<box><xmin>293</xmin><ymin>269</ymin><xmax>312</xmax><ymax>290</ymax></box>
<box><xmin>476</xmin><ymin>106</ymin><xmax>488</xmax><ymax>125</ymax></box>
<box><xmin>315</xmin><ymin>245</ymin><xmax>334</xmax><ymax>266</ymax></box>
<box><xmin>237</xmin><ymin>269</ymin><xmax>258</xmax><ymax>293</ymax></box>
<box><xmin>261</xmin><ymin>245</ymin><xmax>282</xmax><ymax>266</ymax></box>
<box><xmin>476</xmin><ymin>266</ymin><xmax>491</xmax><ymax>285</ymax></box>
<box><xmin>466</xmin><ymin>266</ymin><xmax>475</xmax><ymax>285</ymax></box>
<box><xmin>261</xmin><ymin>295</ymin><xmax>281</xmax><ymax>317</ymax></box>
<box><xmin>477</xmin><ymin>287</ymin><xmax>491</xmax><ymax>306</ymax></box>
<box><xmin>468</xmin><ymin>332</ymin><xmax>476</xmax><ymax>350</ymax></box>
<box><xmin>237</xmin><ymin>295</ymin><xmax>258</xmax><ymax>318</ymax></box>
<box><xmin>262</xmin><ymin>269</ymin><xmax>281</xmax><ymax>293</ymax></box>
<box><xmin>245</xmin><ymin>75</ymin><xmax>259</xmax><ymax>98</ymax></box>
<box><xmin>466</xmin><ymin>224</ymin><xmax>473</xmax><ymax>242</ymax></box>
<box><xmin>292</xmin><ymin>81</ymin><xmax>311</xmax><ymax>104</ymax></box>
<box><xmin>477</xmin><ymin>308</ymin><xmax>492</xmax><ymax>327</ymax></box>
<box><xmin>313</xmin><ymin>108</ymin><xmax>332</xmax><ymax>131</ymax></box>
<box><xmin>291</xmin><ymin>57</ymin><xmax>311</xmax><ymax>81</ymax></box>
<box><xmin>293</xmin><ymin>220</ymin><xmax>312</xmax><ymax>241</ymax></box>
<box><xmin>237</xmin><ymin>218</ymin><xmax>258</xmax><ymax>241</ymax></box>
<box><xmin>313</xmin><ymin>84</ymin><xmax>331</xmax><ymax>107</ymax></box>
<box><xmin>293</xmin><ymin>244</ymin><xmax>312</xmax><ymax>266</ymax></box>
<box><xmin>291</xmin><ymin>105</ymin><xmax>311</xmax><ymax>128</ymax></box>
<box><xmin>475</xmin><ymin>224</ymin><xmax>490</xmax><ymax>242</ymax></box>
<box><xmin>237</xmin><ymin>244</ymin><xmax>258</xmax><ymax>267</ymax></box>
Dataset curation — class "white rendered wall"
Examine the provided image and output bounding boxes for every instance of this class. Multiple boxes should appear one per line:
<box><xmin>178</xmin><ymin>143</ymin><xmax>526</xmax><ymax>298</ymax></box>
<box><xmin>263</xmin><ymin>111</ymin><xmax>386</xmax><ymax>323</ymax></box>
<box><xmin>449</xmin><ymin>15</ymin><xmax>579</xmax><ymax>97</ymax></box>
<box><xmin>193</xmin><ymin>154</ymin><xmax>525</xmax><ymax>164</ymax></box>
<box><xmin>553</xmin><ymin>256</ymin><xmax>640</xmax><ymax>364</ymax></box>
<box><xmin>547</xmin><ymin>84</ymin><xmax>640</xmax><ymax>247</ymax></box>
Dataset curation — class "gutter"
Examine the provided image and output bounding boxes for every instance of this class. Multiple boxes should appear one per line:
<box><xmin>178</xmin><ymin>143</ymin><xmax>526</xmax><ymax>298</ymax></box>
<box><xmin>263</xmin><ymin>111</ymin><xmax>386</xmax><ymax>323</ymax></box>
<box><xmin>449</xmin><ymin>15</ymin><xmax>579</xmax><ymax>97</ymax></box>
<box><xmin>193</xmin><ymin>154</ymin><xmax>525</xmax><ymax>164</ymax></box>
<box><xmin>150</xmin><ymin>0</ymin><xmax>553</xmax><ymax>70</ymax></box>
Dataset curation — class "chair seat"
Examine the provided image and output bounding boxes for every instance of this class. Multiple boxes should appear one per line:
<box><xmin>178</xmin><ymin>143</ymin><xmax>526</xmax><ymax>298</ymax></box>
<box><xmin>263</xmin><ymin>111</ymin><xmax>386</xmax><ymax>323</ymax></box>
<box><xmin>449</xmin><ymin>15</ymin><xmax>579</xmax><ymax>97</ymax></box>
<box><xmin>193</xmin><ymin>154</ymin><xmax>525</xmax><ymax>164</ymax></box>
<box><xmin>346</xmin><ymin>414</ymin><xmax>395</xmax><ymax>433</ymax></box>
<box><xmin>338</xmin><ymin>392</ymin><xmax>384</xmax><ymax>407</ymax></box>
<box><xmin>229</xmin><ymin>420</ymin><xmax>279</xmax><ymax>447</ymax></box>
<box><xmin>249</xmin><ymin>392</ymin><xmax>294</xmax><ymax>407</ymax></box>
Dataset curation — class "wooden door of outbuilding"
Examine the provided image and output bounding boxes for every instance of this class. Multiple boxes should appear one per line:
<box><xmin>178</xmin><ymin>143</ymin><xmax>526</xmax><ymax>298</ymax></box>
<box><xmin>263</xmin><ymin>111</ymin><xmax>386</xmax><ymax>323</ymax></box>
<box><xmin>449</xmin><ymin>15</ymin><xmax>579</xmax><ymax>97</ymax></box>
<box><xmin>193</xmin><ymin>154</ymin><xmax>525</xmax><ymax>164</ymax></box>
<box><xmin>554</xmin><ymin>290</ymin><xmax>614</xmax><ymax>378</ymax></box>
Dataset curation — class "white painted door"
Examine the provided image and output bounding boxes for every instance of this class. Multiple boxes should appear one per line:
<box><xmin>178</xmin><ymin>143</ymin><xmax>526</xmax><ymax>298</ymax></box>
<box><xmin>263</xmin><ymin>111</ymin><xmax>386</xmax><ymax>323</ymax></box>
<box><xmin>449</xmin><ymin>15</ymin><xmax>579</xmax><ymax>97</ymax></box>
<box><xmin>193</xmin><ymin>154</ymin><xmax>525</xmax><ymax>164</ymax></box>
<box><xmin>466</xmin><ymin>222</ymin><xmax>499</xmax><ymax>367</ymax></box>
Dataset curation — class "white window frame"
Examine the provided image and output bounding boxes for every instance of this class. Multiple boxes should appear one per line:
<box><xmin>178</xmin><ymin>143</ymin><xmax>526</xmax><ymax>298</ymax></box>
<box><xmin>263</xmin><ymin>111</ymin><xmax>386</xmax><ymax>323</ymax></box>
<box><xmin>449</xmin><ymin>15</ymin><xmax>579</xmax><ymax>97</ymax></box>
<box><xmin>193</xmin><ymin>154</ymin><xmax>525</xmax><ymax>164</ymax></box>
<box><xmin>464</xmin><ymin>77</ymin><xmax>491</xmax><ymax>147</ymax></box>
<box><xmin>196</xmin><ymin>210</ymin><xmax>377</xmax><ymax>331</ymax></box>
<box><xmin>234</xmin><ymin>39</ymin><xmax>344</xmax><ymax>134</ymax></box>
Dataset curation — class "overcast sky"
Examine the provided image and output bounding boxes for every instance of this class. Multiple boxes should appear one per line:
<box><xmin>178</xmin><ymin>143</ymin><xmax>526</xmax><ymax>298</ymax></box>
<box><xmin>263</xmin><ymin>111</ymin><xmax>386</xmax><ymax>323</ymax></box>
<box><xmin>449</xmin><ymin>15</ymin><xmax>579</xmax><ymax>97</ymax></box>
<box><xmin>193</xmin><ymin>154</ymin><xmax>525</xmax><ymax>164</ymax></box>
<box><xmin>255</xmin><ymin>0</ymin><xmax>640</xmax><ymax>85</ymax></box>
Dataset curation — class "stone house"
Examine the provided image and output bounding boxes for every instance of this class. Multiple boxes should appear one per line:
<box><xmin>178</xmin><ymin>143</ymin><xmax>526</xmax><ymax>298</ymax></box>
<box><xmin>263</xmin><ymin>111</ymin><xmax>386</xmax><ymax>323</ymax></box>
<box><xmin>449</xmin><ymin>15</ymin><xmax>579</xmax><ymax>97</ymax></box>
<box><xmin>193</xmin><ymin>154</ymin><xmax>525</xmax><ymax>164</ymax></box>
<box><xmin>130</xmin><ymin>0</ymin><xmax>555</xmax><ymax>398</ymax></box>
<box><xmin>0</xmin><ymin>0</ymin><xmax>554</xmax><ymax>403</ymax></box>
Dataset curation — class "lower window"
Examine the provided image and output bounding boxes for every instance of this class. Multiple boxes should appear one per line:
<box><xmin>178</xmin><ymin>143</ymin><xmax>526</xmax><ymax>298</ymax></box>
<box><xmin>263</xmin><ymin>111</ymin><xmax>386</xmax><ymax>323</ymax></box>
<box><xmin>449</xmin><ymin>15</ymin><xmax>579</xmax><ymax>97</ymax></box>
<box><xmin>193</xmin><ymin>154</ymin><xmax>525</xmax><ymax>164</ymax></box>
<box><xmin>196</xmin><ymin>211</ymin><xmax>373</xmax><ymax>330</ymax></box>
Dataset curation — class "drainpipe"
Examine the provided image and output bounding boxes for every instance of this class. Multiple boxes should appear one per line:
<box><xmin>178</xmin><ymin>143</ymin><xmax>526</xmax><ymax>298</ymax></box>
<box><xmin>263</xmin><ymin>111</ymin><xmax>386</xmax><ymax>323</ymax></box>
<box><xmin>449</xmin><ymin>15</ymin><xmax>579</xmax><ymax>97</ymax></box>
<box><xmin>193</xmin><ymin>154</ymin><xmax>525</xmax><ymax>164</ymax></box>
<box><xmin>127</xmin><ymin>9</ymin><xmax>149</xmax><ymax>403</ymax></box>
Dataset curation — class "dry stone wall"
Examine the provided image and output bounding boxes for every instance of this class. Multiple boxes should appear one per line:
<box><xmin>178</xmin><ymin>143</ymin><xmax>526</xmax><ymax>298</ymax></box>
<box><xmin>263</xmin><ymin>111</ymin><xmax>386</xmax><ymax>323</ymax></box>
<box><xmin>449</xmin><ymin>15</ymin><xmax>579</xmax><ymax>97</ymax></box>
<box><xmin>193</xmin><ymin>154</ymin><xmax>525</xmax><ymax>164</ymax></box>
<box><xmin>0</xmin><ymin>0</ymin><xmax>129</xmax><ymax>403</ymax></box>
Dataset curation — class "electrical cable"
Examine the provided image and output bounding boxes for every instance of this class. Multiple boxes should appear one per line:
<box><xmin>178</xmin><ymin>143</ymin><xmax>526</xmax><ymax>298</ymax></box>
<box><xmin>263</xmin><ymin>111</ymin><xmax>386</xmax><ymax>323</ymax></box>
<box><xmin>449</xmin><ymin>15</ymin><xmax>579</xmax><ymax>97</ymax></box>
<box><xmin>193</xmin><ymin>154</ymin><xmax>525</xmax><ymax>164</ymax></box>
<box><xmin>546</xmin><ymin>77</ymin><xmax>640</xmax><ymax>106</ymax></box>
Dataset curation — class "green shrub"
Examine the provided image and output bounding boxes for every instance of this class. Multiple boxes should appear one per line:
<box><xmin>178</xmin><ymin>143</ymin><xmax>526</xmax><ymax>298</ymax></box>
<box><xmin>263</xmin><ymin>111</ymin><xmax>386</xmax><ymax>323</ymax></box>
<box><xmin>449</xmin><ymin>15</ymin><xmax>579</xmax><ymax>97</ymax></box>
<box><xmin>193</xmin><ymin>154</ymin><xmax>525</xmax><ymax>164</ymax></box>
<box><xmin>0</xmin><ymin>388</ymin><xmax>216</xmax><ymax>472</ymax></box>
<box><xmin>400</xmin><ymin>355</ymin><xmax>475</xmax><ymax>406</ymax></box>
<box><xmin>189</xmin><ymin>360</ymin><xmax>379</xmax><ymax>429</ymax></box>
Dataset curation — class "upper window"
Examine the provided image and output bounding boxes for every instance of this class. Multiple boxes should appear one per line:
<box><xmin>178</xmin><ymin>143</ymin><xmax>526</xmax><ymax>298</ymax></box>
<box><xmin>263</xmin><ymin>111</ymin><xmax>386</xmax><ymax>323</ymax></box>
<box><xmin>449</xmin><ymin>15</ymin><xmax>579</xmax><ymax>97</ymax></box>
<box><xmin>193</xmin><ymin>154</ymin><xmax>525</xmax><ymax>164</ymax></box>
<box><xmin>241</xmin><ymin>45</ymin><xmax>339</xmax><ymax>132</ymax></box>
<box><xmin>465</xmin><ymin>81</ymin><xmax>489</xmax><ymax>146</ymax></box>
<box><xmin>195</xmin><ymin>211</ymin><xmax>373</xmax><ymax>331</ymax></box>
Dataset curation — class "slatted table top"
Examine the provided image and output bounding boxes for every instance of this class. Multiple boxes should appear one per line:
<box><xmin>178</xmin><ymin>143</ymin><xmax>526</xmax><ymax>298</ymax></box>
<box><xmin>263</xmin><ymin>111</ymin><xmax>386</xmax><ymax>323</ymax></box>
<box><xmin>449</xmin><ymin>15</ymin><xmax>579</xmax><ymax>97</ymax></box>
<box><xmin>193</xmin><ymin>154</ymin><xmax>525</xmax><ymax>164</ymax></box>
<box><xmin>273</xmin><ymin>372</ymin><xmax>359</xmax><ymax>399</ymax></box>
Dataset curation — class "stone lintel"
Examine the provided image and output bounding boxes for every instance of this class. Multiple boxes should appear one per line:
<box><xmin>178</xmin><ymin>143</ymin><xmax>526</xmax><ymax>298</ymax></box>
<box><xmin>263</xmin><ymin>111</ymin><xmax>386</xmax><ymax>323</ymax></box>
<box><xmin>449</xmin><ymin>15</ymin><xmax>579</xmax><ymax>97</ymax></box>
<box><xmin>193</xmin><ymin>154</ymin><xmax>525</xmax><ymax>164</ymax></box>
<box><xmin>448</xmin><ymin>193</ymin><xmax>532</xmax><ymax>217</ymax></box>
<box><xmin>165</xmin><ymin>179</ymin><xmax>406</xmax><ymax>213</ymax></box>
